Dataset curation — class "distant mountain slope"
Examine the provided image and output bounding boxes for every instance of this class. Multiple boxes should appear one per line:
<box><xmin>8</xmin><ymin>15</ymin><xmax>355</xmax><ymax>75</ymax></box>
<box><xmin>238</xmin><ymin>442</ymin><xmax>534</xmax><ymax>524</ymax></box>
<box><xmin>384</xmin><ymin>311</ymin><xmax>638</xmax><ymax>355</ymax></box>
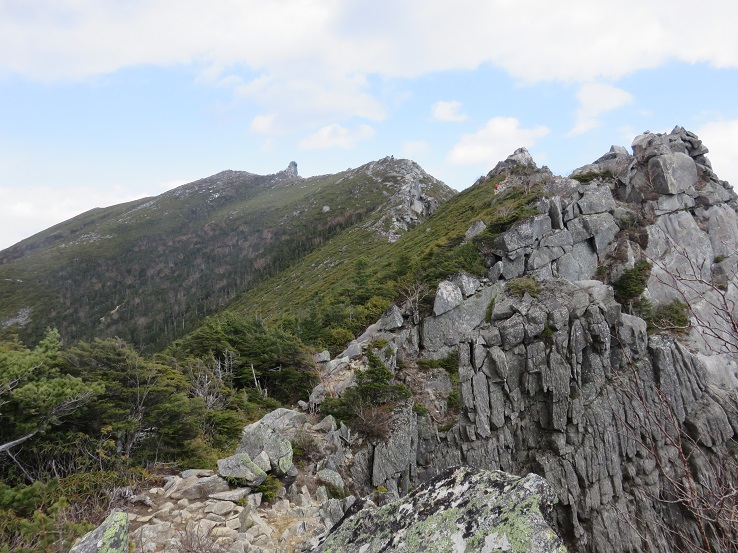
<box><xmin>226</xmin><ymin>161</ymin><xmax>540</xmax><ymax>324</ymax></box>
<box><xmin>0</xmin><ymin>159</ymin><xmax>453</xmax><ymax>348</ymax></box>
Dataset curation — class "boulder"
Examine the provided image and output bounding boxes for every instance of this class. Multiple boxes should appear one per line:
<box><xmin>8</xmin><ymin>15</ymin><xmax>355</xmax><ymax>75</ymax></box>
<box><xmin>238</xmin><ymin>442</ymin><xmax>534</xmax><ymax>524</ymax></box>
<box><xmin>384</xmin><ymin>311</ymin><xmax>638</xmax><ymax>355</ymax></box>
<box><xmin>433</xmin><ymin>280</ymin><xmax>463</xmax><ymax>316</ymax></box>
<box><xmin>175</xmin><ymin>475</ymin><xmax>230</xmax><ymax>500</ymax></box>
<box><xmin>317</xmin><ymin>468</ymin><xmax>345</xmax><ymax>492</ymax></box>
<box><xmin>577</xmin><ymin>185</ymin><xmax>616</xmax><ymax>215</ymax></box>
<box><xmin>237</xmin><ymin>411</ymin><xmax>299</xmax><ymax>477</ymax></box>
<box><xmin>256</xmin><ymin>408</ymin><xmax>307</xmax><ymax>439</ymax></box>
<box><xmin>379</xmin><ymin>305</ymin><xmax>404</xmax><ymax>330</ymax></box>
<box><xmin>70</xmin><ymin>511</ymin><xmax>128</xmax><ymax>553</ymax></box>
<box><xmin>452</xmin><ymin>271</ymin><xmax>480</xmax><ymax>298</ymax></box>
<box><xmin>556</xmin><ymin>241</ymin><xmax>598</xmax><ymax>282</ymax></box>
<box><xmin>493</xmin><ymin>214</ymin><xmax>552</xmax><ymax>253</ymax></box>
<box><xmin>632</xmin><ymin>132</ymin><xmax>672</xmax><ymax>162</ymax></box>
<box><xmin>315</xmin><ymin>467</ymin><xmax>567</xmax><ymax>553</ymax></box>
<box><xmin>217</xmin><ymin>453</ymin><xmax>267</xmax><ymax>486</ymax></box>
<box><xmin>648</xmin><ymin>152</ymin><xmax>698</xmax><ymax>194</ymax></box>
<box><xmin>315</xmin><ymin>350</ymin><xmax>331</xmax><ymax>363</ymax></box>
<box><xmin>341</xmin><ymin>340</ymin><xmax>363</xmax><ymax>359</ymax></box>
<box><xmin>209</xmin><ymin>488</ymin><xmax>252</xmax><ymax>501</ymax></box>
<box><xmin>423</xmin><ymin>286</ymin><xmax>498</xmax><ymax>351</ymax></box>
<box><xmin>465</xmin><ymin>220</ymin><xmax>487</xmax><ymax>241</ymax></box>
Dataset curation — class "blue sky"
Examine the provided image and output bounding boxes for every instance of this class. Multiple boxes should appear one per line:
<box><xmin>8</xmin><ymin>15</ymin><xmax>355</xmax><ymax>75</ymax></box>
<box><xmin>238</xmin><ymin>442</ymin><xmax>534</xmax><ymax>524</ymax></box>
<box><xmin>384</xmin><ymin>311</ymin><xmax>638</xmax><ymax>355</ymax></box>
<box><xmin>1</xmin><ymin>0</ymin><xmax>738</xmax><ymax>251</ymax></box>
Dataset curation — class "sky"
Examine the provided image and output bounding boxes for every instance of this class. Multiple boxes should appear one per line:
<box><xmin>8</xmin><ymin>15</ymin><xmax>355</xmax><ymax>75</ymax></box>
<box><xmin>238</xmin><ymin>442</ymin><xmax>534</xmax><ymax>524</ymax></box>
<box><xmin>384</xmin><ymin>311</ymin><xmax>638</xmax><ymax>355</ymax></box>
<box><xmin>1</xmin><ymin>1</ymin><xmax>738</xmax><ymax>251</ymax></box>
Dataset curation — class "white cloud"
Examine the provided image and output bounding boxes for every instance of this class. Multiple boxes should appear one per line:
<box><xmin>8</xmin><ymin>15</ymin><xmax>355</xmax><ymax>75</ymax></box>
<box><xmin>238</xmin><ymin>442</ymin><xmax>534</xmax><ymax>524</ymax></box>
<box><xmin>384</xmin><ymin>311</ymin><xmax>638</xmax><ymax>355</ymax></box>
<box><xmin>402</xmin><ymin>140</ymin><xmax>431</xmax><ymax>158</ymax></box>
<box><xmin>0</xmin><ymin>178</ymin><xmax>193</xmax><ymax>251</ymax></box>
<box><xmin>569</xmin><ymin>83</ymin><xmax>634</xmax><ymax>136</ymax></box>
<box><xmin>696</xmin><ymin>119</ymin><xmax>738</xmax><ymax>187</ymax></box>
<box><xmin>2</xmin><ymin>1</ymin><xmax>738</xmax><ymax>124</ymax></box>
<box><xmin>0</xmin><ymin>185</ymin><xmax>136</xmax><ymax>251</ymax></box>
<box><xmin>432</xmin><ymin>101</ymin><xmax>468</xmax><ymax>122</ymax></box>
<box><xmin>299</xmin><ymin>124</ymin><xmax>374</xmax><ymax>150</ymax></box>
<box><xmin>250</xmin><ymin>114</ymin><xmax>276</xmax><ymax>134</ymax></box>
<box><xmin>447</xmin><ymin>117</ymin><xmax>550</xmax><ymax>166</ymax></box>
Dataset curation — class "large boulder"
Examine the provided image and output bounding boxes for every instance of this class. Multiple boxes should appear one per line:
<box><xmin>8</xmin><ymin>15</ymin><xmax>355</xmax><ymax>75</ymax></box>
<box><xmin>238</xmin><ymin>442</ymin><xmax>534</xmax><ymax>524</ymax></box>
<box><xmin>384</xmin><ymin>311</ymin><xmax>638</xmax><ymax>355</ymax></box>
<box><xmin>379</xmin><ymin>305</ymin><xmax>404</xmax><ymax>330</ymax></box>
<box><xmin>315</xmin><ymin>466</ymin><xmax>567</xmax><ymax>553</ymax></box>
<box><xmin>69</xmin><ymin>511</ymin><xmax>128</xmax><ymax>553</ymax></box>
<box><xmin>217</xmin><ymin>452</ymin><xmax>268</xmax><ymax>486</ymax></box>
<box><xmin>432</xmin><ymin>280</ymin><xmax>463</xmax><ymax>316</ymax></box>
<box><xmin>236</xmin><ymin>409</ymin><xmax>302</xmax><ymax>477</ymax></box>
<box><xmin>648</xmin><ymin>152</ymin><xmax>699</xmax><ymax>195</ymax></box>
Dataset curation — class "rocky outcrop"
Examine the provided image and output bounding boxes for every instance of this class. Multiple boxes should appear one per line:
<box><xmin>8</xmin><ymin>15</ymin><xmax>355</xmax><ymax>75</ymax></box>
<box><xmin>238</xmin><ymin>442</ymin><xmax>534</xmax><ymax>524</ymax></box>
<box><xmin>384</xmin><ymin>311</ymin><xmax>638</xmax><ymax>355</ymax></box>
<box><xmin>362</xmin><ymin>156</ymin><xmax>456</xmax><ymax>242</ymax></box>
<box><xmin>315</xmin><ymin>466</ymin><xmax>567</xmax><ymax>553</ymax></box>
<box><xmin>309</xmin><ymin>128</ymin><xmax>738</xmax><ymax>553</ymax></box>
<box><xmin>123</xmin><ymin>411</ymin><xmax>360</xmax><ymax>552</ymax></box>
<box><xmin>235</xmin><ymin>408</ymin><xmax>307</xmax><ymax>478</ymax></box>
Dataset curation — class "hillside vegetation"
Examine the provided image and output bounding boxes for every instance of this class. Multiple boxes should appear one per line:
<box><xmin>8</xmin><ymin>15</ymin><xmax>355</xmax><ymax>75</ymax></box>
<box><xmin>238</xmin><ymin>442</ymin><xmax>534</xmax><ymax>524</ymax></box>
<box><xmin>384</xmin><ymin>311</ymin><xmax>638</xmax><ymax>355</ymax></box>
<box><xmin>225</xmin><ymin>168</ymin><xmax>541</xmax><ymax>353</ymax></box>
<box><xmin>0</xmin><ymin>159</ymin><xmax>451</xmax><ymax>350</ymax></box>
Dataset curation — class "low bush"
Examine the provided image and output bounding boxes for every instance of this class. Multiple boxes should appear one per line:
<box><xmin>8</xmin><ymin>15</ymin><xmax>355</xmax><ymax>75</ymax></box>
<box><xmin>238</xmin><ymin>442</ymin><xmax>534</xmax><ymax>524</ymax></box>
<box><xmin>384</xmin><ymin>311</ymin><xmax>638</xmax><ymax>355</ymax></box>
<box><xmin>319</xmin><ymin>350</ymin><xmax>410</xmax><ymax>440</ymax></box>
<box><xmin>255</xmin><ymin>475</ymin><xmax>283</xmax><ymax>502</ymax></box>
<box><xmin>613</xmin><ymin>261</ymin><xmax>651</xmax><ymax>304</ymax></box>
<box><xmin>507</xmin><ymin>276</ymin><xmax>539</xmax><ymax>298</ymax></box>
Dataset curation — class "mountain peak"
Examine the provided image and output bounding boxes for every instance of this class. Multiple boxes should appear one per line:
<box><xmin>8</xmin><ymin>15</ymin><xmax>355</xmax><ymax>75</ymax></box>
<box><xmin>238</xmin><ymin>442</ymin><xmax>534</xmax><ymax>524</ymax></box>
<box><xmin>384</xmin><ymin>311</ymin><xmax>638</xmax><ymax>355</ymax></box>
<box><xmin>282</xmin><ymin>161</ymin><xmax>299</xmax><ymax>177</ymax></box>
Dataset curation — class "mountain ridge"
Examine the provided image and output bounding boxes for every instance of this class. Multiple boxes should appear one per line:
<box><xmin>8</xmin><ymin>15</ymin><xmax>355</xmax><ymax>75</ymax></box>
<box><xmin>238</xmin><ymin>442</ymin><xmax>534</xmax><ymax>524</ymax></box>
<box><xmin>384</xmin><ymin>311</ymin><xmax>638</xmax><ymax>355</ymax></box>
<box><xmin>0</xmin><ymin>158</ymin><xmax>453</xmax><ymax>349</ymax></box>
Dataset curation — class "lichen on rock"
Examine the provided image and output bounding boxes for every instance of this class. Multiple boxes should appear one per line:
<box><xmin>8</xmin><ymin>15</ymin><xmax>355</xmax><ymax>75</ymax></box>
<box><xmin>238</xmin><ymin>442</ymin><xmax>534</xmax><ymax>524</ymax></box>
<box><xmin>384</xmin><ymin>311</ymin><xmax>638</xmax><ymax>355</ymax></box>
<box><xmin>314</xmin><ymin>466</ymin><xmax>567</xmax><ymax>553</ymax></box>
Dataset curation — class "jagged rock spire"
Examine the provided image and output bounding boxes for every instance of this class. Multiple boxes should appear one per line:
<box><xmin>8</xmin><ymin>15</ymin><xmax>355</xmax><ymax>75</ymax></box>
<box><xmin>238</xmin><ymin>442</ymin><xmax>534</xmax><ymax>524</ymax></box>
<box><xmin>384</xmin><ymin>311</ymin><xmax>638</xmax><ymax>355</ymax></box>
<box><xmin>284</xmin><ymin>161</ymin><xmax>298</xmax><ymax>177</ymax></box>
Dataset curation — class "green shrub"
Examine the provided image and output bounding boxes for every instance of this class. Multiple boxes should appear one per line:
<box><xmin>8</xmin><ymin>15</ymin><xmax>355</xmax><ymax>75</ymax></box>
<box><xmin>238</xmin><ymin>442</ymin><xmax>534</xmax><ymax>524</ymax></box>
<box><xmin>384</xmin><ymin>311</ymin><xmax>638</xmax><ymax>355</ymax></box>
<box><xmin>649</xmin><ymin>300</ymin><xmax>689</xmax><ymax>333</ymax></box>
<box><xmin>413</xmin><ymin>403</ymin><xmax>429</xmax><ymax>416</ymax></box>
<box><xmin>319</xmin><ymin>327</ymin><xmax>355</xmax><ymax>357</ymax></box>
<box><xmin>507</xmin><ymin>276</ymin><xmax>539</xmax><ymax>298</ymax></box>
<box><xmin>613</xmin><ymin>261</ymin><xmax>651</xmax><ymax>304</ymax></box>
<box><xmin>319</xmin><ymin>350</ymin><xmax>410</xmax><ymax>437</ymax></box>
<box><xmin>371</xmin><ymin>338</ymin><xmax>389</xmax><ymax>350</ymax></box>
<box><xmin>291</xmin><ymin>431</ymin><xmax>320</xmax><ymax>466</ymax></box>
<box><xmin>447</xmin><ymin>387</ymin><xmax>461</xmax><ymax>410</ymax></box>
<box><xmin>438</xmin><ymin>420</ymin><xmax>456</xmax><ymax>432</ymax></box>
<box><xmin>0</xmin><ymin>468</ymin><xmax>153</xmax><ymax>552</ymax></box>
<box><xmin>326</xmin><ymin>484</ymin><xmax>347</xmax><ymax>499</ymax></box>
<box><xmin>255</xmin><ymin>475</ymin><xmax>283</xmax><ymax>502</ymax></box>
<box><xmin>570</xmin><ymin>170</ymin><xmax>614</xmax><ymax>183</ymax></box>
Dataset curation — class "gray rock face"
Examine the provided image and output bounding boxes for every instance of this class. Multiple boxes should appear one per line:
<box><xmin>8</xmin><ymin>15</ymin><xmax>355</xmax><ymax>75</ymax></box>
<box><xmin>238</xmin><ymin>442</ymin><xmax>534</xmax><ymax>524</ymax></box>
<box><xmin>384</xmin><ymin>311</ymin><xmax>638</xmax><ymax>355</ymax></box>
<box><xmin>371</xmin><ymin>404</ymin><xmax>417</xmax><ymax>496</ymax></box>
<box><xmin>379</xmin><ymin>305</ymin><xmax>404</xmax><ymax>330</ymax></box>
<box><xmin>367</xmin><ymin>157</ymin><xmax>455</xmax><ymax>242</ymax></box>
<box><xmin>236</xmin><ymin>409</ymin><xmax>300</xmax><ymax>477</ymax></box>
<box><xmin>307</xmin><ymin>126</ymin><xmax>738</xmax><ymax>553</ymax></box>
<box><xmin>217</xmin><ymin>453</ymin><xmax>267</xmax><ymax>486</ymax></box>
<box><xmin>284</xmin><ymin>160</ymin><xmax>298</xmax><ymax>177</ymax></box>
<box><xmin>341</xmin><ymin>265</ymin><xmax>736</xmax><ymax>552</ymax></box>
<box><xmin>432</xmin><ymin>280</ymin><xmax>463</xmax><ymax>316</ymax></box>
<box><xmin>648</xmin><ymin>152</ymin><xmax>698</xmax><ymax>194</ymax></box>
<box><xmin>315</xmin><ymin>466</ymin><xmax>567</xmax><ymax>553</ymax></box>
